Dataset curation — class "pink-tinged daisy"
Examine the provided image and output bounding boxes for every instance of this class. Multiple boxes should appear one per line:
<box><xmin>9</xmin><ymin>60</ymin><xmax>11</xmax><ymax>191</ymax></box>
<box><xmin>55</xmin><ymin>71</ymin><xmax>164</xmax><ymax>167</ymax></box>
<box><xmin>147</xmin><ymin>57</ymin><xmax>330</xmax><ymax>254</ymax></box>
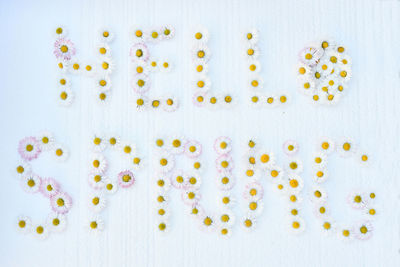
<box><xmin>50</xmin><ymin>192</ymin><xmax>72</xmax><ymax>214</ymax></box>
<box><xmin>243</xmin><ymin>181</ymin><xmax>264</xmax><ymax>201</ymax></box>
<box><xmin>131</xmin><ymin>74</ymin><xmax>151</xmax><ymax>94</ymax></box>
<box><xmin>18</xmin><ymin>136</ymin><xmax>41</xmax><ymax>161</ymax></box>
<box><xmin>216</xmin><ymin>171</ymin><xmax>235</xmax><ymax>191</ymax></box>
<box><xmin>117</xmin><ymin>170</ymin><xmax>135</xmax><ymax>188</ymax></box>
<box><xmin>130</xmin><ymin>42</ymin><xmax>149</xmax><ymax>62</ymax></box>
<box><xmin>21</xmin><ymin>173</ymin><xmax>42</xmax><ymax>193</ymax></box>
<box><xmin>193</xmin><ymin>90</ymin><xmax>208</xmax><ymax>107</ymax></box>
<box><xmin>170</xmin><ymin>169</ymin><xmax>188</xmax><ymax>189</ymax></box>
<box><xmin>88</xmin><ymin>173</ymin><xmax>106</xmax><ymax>190</ymax></box>
<box><xmin>354</xmin><ymin>221</ymin><xmax>374</xmax><ymax>240</ymax></box>
<box><xmin>184</xmin><ymin>140</ymin><xmax>202</xmax><ymax>158</ymax></box>
<box><xmin>47</xmin><ymin>212</ymin><xmax>67</xmax><ymax>233</ymax></box>
<box><xmin>215</xmin><ymin>154</ymin><xmax>234</xmax><ymax>173</ymax></box>
<box><xmin>40</xmin><ymin>177</ymin><xmax>60</xmax><ymax>198</ymax></box>
<box><xmin>53</xmin><ymin>38</ymin><xmax>76</xmax><ymax>61</ymax></box>
<box><xmin>283</xmin><ymin>140</ymin><xmax>299</xmax><ymax>156</ymax></box>
<box><xmin>16</xmin><ymin>215</ymin><xmax>32</xmax><ymax>234</ymax></box>
<box><xmin>33</xmin><ymin>224</ymin><xmax>49</xmax><ymax>240</ymax></box>
<box><xmin>214</xmin><ymin>136</ymin><xmax>232</xmax><ymax>155</ymax></box>
<box><xmin>181</xmin><ymin>190</ymin><xmax>201</xmax><ymax>206</ymax></box>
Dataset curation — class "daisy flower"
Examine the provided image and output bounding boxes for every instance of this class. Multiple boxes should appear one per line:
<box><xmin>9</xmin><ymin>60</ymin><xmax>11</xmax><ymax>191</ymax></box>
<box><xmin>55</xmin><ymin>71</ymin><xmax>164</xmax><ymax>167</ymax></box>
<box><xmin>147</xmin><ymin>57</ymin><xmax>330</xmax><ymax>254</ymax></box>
<box><xmin>266</xmin><ymin>165</ymin><xmax>284</xmax><ymax>181</ymax></box>
<box><xmin>187</xmin><ymin>203</ymin><xmax>204</xmax><ymax>218</ymax></box>
<box><xmin>163</xmin><ymin>96</ymin><xmax>179</xmax><ymax>112</ymax></box>
<box><xmin>83</xmin><ymin>61</ymin><xmax>97</xmax><ymax>76</ymax></box>
<box><xmin>194</xmin><ymin>61</ymin><xmax>209</xmax><ymax>74</ymax></box>
<box><xmin>147</xmin><ymin>28</ymin><xmax>162</xmax><ymax>43</ymax></box>
<box><xmin>287</xmin><ymin>158</ymin><xmax>303</xmax><ymax>173</ymax></box>
<box><xmin>130</xmin><ymin>42</ymin><xmax>149</xmax><ymax>62</ymax></box>
<box><xmin>155</xmin><ymin>174</ymin><xmax>171</xmax><ymax>192</ymax></box>
<box><xmin>354</xmin><ymin>221</ymin><xmax>374</xmax><ymax>240</ymax></box>
<box><xmin>69</xmin><ymin>59</ymin><xmax>82</xmax><ymax>75</ymax></box>
<box><xmin>347</xmin><ymin>191</ymin><xmax>367</xmax><ymax>209</ymax></box>
<box><xmin>316</xmin><ymin>137</ymin><xmax>335</xmax><ymax>154</ymax></box>
<box><xmin>278</xmin><ymin>93</ymin><xmax>290</xmax><ymax>105</ymax></box>
<box><xmin>16</xmin><ymin>215</ymin><xmax>32</xmax><ymax>234</ymax></box>
<box><xmin>221</xmin><ymin>93</ymin><xmax>235</xmax><ymax>108</ymax></box>
<box><xmin>297</xmin><ymin>77</ymin><xmax>315</xmax><ymax>95</ymax></box>
<box><xmin>159</xmin><ymin>60</ymin><xmax>172</xmax><ymax>73</ymax></box>
<box><xmin>54</xmin><ymin>25</ymin><xmax>68</xmax><ymax>38</ymax></box>
<box><xmin>88</xmin><ymin>173</ymin><xmax>106</xmax><ymax>190</ymax></box>
<box><xmin>272</xmin><ymin>177</ymin><xmax>288</xmax><ymax>194</ymax></box>
<box><xmin>310</xmin><ymin>186</ymin><xmax>328</xmax><ymax>203</ymax></box>
<box><xmin>33</xmin><ymin>224</ymin><xmax>49</xmax><ymax>240</ymax></box>
<box><xmin>37</xmin><ymin>131</ymin><xmax>55</xmax><ymax>151</ymax></box>
<box><xmin>120</xmin><ymin>142</ymin><xmax>136</xmax><ymax>156</ymax></box>
<box><xmin>54</xmin><ymin>37</ymin><xmax>76</xmax><ymax>61</ymax></box>
<box><xmin>161</xmin><ymin>25</ymin><xmax>175</xmax><ymax>40</ymax></box>
<box><xmin>215</xmin><ymin>154</ymin><xmax>234</xmax><ymax>173</ymax></box>
<box><xmin>185</xmin><ymin>173</ymin><xmax>202</xmax><ymax>190</ymax></box>
<box><xmin>282</xmin><ymin>140</ymin><xmax>299</xmax><ymax>156</ymax></box>
<box><xmin>337</xmin><ymin>137</ymin><xmax>357</xmax><ymax>158</ymax></box>
<box><xmin>316</xmin><ymin>60</ymin><xmax>334</xmax><ymax>77</ymax></box>
<box><xmin>157</xmin><ymin>152</ymin><xmax>175</xmax><ymax>174</ymax></box>
<box><xmin>312</xmin><ymin>168</ymin><xmax>328</xmax><ymax>183</ymax></box>
<box><xmin>134</xmin><ymin>96</ymin><xmax>149</xmax><ymax>112</ymax></box>
<box><xmin>40</xmin><ymin>177</ymin><xmax>60</xmax><ymax>198</ymax></box>
<box><xmin>57</xmin><ymin>87</ymin><xmax>74</xmax><ymax>106</ymax></box>
<box><xmin>358</xmin><ymin>151</ymin><xmax>372</xmax><ymax>167</ymax></box>
<box><xmin>148</xmin><ymin>59</ymin><xmax>159</xmax><ymax>72</ymax></box>
<box><xmin>117</xmin><ymin>170</ymin><xmax>135</xmax><ymax>188</ymax></box>
<box><xmin>248</xmin><ymin>76</ymin><xmax>263</xmax><ymax>90</ymax></box>
<box><xmin>151</xmin><ymin>99</ymin><xmax>162</xmax><ymax>109</ymax></box>
<box><xmin>219</xmin><ymin>227</ymin><xmax>232</xmax><ymax>238</ymax></box>
<box><xmin>91</xmin><ymin>134</ymin><xmax>107</xmax><ymax>152</ymax></box>
<box><xmin>256</xmin><ymin>151</ymin><xmax>276</xmax><ymax>169</ymax></box>
<box><xmin>289</xmin><ymin>217</ymin><xmax>306</xmax><ymax>235</ymax></box>
<box><xmin>184</xmin><ymin>140</ymin><xmax>202</xmax><ymax>159</ymax></box>
<box><xmin>156</xmin><ymin>220</ymin><xmax>170</xmax><ymax>234</ymax></box>
<box><xmin>87</xmin><ymin>215</ymin><xmax>104</xmax><ymax>235</ymax></box>
<box><xmin>131</xmin><ymin>60</ymin><xmax>149</xmax><ymax>76</ymax></box>
<box><xmin>98</xmin><ymin>57</ymin><xmax>114</xmax><ymax>74</ymax></box>
<box><xmin>131</xmin><ymin>27</ymin><xmax>147</xmax><ymax>42</ymax></box>
<box><xmin>192</xmin><ymin>160</ymin><xmax>203</xmax><ymax>172</ymax></box>
<box><xmin>154</xmin><ymin>137</ymin><xmax>167</xmax><ymax>150</ymax></box>
<box><xmin>89</xmin><ymin>153</ymin><xmax>108</xmax><ymax>174</ymax></box>
<box><xmin>14</xmin><ymin>161</ymin><xmax>31</xmax><ymax>178</ymax></box>
<box><xmin>198</xmin><ymin>214</ymin><xmax>216</xmax><ymax>232</ymax></box>
<box><xmin>98</xmin><ymin>28</ymin><xmax>114</xmax><ymax>42</ymax></box>
<box><xmin>56</xmin><ymin>59</ymin><xmax>69</xmax><ymax>73</ymax></box>
<box><xmin>214</xmin><ymin>136</ymin><xmax>232</xmax><ymax>155</ymax></box>
<box><xmin>289</xmin><ymin>205</ymin><xmax>302</xmax><ymax>216</ymax></box>
<box><xmin>338</xmin><ymin>227</ymin><xmax>354</xmax><ymax>242</ymax></box>
<box><xmin>206</xmin><ymin>94</ymin><xmax>221</xmax><ymax>109</ymax></box>
<box><xmin>287</xmin><ymin>173</ymin><xmax>304</xmax><ymax>192</ymax></box>
<box><xmin>219</xmin><ymin>210</ymin><xmax>235</xmax><ymax>227</ymax></box>
<box><xmin>155</xmin><ymin>192</ymin><xmax>169</xmax><ymax>206</ymax></box>
<box><xmin>170</xmin><ymin>169</ymin><xmax>187</xmax><ymax>189</ymax></box>
<box><xmin>193</xmin><ymin>75</ymin><xmax>211</xmax><ymax>91</ymax></box>
<box><xmin>241</xmin><ymin>214</ymin><xmax>257</xmax><ymax>232</ymax></box>
<box><xmin>21</xmin><ymin>173</ymin><xmax>41</xmax><ymax>193</ymax></box>
<box><xmin>131</xmin><ymin>74</ymin><xmax>150</xmax><ymax>94</ymax></box>
<box><xmin>182</xmin><ymin>190</ymin><xmax>201</xmax><ymax>206</ymax></box>
<box><xmin>18</xmin><ymin>136</ymin><xmax>41</xmax><ymax>161</ymax></box>
<box><xmin>216</xmin><ymin>171</ymin><xmax>235</xmax><ymax>191</ymax></box>
<box><xmin>365</xmin><ymin>205</ymin><xmax>378</xmax><ymax>219</ymax></box>
<box><xmin>96</xmin><ymin>43</ymin><xmax>111</xmax><ymax>57</ymax></box>
<box><xmin>192</xmin><ymin>43</ymin><xmax>211</xmax><ymax>62</ymax></box>
<box><xmin>50</xmin><ymin>192</ymin><xmax>72</xmax><ymax>214</ymax></box>
<box><xmin>243</xmin><ymin>152</ymin><xmax>257</xmax><ymax>168</ymax></box>
<box><xmin>244</xmin><ymin>166</ymin><xmax>260</xmax><ymax>181</ymax></box>
<box><xmin>319</xmin><ymin>38</ymin><xmax>336</xmax><ymax>50</ymax></box>
<box><xmin>168</xmin><ymin>136</ymin><xmax>186</xmax><ymax>154</ymax></box>
<box><xmin>193</xmin><ymin>90</ymin><xmax>208</xmax><ymax>107</ymax></box>
<box><xmin>193</xmin><ymin>27</ymin><xmax>209</xmax><ymax>42</ymax></box>
<box><xmin>243</xmin><ymin>181</ymin><xmax>264</xmax><ymax>201</ymax></box>
<box><xmin>103</xmin><ymin>178</ymin><xmax>118</xmax><ymax>194</ymax></box>
<box><xmin>338</xmin><ymin>53</ymin><xmax>352</xmax><ymax>68</ymax></box>
<box><xmin>320</xmin><ymin>218</ymin><xmax>336</xmax><ymax>236</ymax></box>
<box><xmin>88</xmin><ymin>192</ymin><xmax>107</xmax><ymax>213</ymax></box>
<box><xmin>244</xmin><ymin>29</ymin><xmax>259</xmax><ymax>44</ymax></box>
<box><xmin>96</xmin><ymin>90</ymin><xmax>110</xmax><ymax>104</ymax></box>
<box><xmin>325</xmin><ymin>92</ymin><xmax>341</xmax><ymax>106</ymax></box>
<box><xmin>155</xmin><ymin>204</ymin><xmax>170</xmax><ymax>219</ymax></box>
<box><xmin>219</xmin><ymin>192</ymin><xmax>236</xmax><ymax>208</ymax></box>
<box><xmin>47</xmin><ymin>212</ymin><xmax>67</xmax><ymax>233</ymax></box>
<box><xmin>312</xmin><ymin>152</ymin><xmax>328</xmax><ymax>169</ymax></box>
<box><xmin>313</xmin><ymin>203</ymin><xmax>330</xmax><ymax>218</ymax></box>
<box><xmin>131</xmin><ymin>155</ymin><xmax>144</xmax><ymax>171</ymax></box>
<box><xmin>245</xmin><ymin>199</ymin><xmax>264</xmax><ymax>216</ymax></box>
<box><xmin>326</xmin><ymin>50</ymin><xmax>341</xmax><ymax>65</ymax></box>
<box><xmin>298</xmin><ymin>47</ymin><xmax>322</xmax><ymax>66</ymax></box>
<box><xmin>95</xmin><ymin>75</ymin><xmax>112</xmax><ymax>91</ymax></box>
<box><xmin>245</xmin><ymin>45</ymin><xmax>260</xmax><ymax>60</ymax></box>
<box><xmin>288</xmin><ymin>192</ymin><xmax>303</xmax><ymax>205</ymax></box>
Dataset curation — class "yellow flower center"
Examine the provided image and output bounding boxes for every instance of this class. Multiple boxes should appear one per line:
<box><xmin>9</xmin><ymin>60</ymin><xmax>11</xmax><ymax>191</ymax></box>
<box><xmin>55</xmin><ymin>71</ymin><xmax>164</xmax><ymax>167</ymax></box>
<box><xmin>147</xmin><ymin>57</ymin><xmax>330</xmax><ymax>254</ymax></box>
<box><xmin>122</xmin><ymin>175</ymin><xmax>131</xmax><ymax>183</ymax></box>
<box><xmin>90</xmin><ymin>221</ymin><xmax>98</xmax><ymax>229</ymax></box>
<box><xmin>195</xmin><ymin>32</ymin><xmax>202</xmax><ymax>39</ymax></box>
<box><xmin>204</xmin><ymin>217</ymin><xmax>213</xmax><ymax>226</ymax></box>
<box><xmin>60</xmin><ymin>45</ymin><xmax>68</xmax><ymax>53</ymax></box>
<box><xmin>271</xmin><ymin>170</ymin><xmax>278</xmax><ymax>177</ymax></box>
<box><xmin>93</xmin><ymin>160</ymin><xmax>100</xmax><ymax>168</ymax></box>
<box><xmin>160</xmin><ymin>158</ymin><xmax>168</xmax><ymax>166</ymax></box>
<box><xmin>52</xmin><ymin>218</ymin><xmax>60</xmax><ymax>226</ymax></box>
<box><xmin>103</xmin><ymin>31</ymin><xmax>109</xmax><ymax>37</ymax></box>
<box><xmin>26</xmin><ymin>144</ymin><xmax>34</xmax><ymax>152</ymax></box>
<box><xmin>343</xmin><ymin>142</ymin><xmax>351</xmax><ymax>151</ymax></box>
<box><xmin>124</xmin><ymin>146</ymin><xmax>131</xmax><ymax>154</ymax></box>
<box><xmin>18</xmin><ymin>220</ymin><xmax>26</xmax><ymax>228</ymax></box>
<box><xmin>321</xmin><ymin>142</ymin><xmax>329</xmax><ymax>150</ymax></box>
<box><xmin>290</xmin><ymin>179</ymin><xmax>299</xmax><ymax>188</ymax></box>
<box><xmin>292</xmin><ymin>221</ymin><xmax>300</xmax><ymax>229</ymax></box>
<box><xmin>17</xmin><ymin>165</ymin><xmax>24</xmax><ymax>173</ymax></box>
<box><xmin>323</xmin><ymin>222</ymin><xmax>331</xmax><ymax>230</ymax></box>
<box><xmin>172</xmin><ymin>139</ymin><xmax>181</xmax><ymax>147</ymax></box>
<box><xmin>27</xmin><ymin>179</ymin><xmax>35</xmax><ymax>187</ymax></box>
<box><xmin>56</xmin><ymin>148</ymin><xmax>63</xmax><ymax>156</ymax></box>
<box><xmin>36</xmin><ymin>226</ymin><xmax>44</xmax><ymax>234</ymax></box>
<box><xmin>360</xmin><ymin>226</ymin><xmax>368</xmax><ymax>234</ymax></box>
<box><xmin>92</xmin><ymin>197</ymin><xmax>100</xmax><ymax>205</ymax></box>
<box><xmin>305</xmin><ymin>53</ymin><xmax>312</xmax><ymax>60</ymax></box>
<box><xmin>57</xmin><ymin>198</ymin><xmax>65</xmax><ymax>206</ymax></box>
<box><xmin>99</xmin><ymin>47</ymin><xmax>106</xmax><ymax>54</ymax></box>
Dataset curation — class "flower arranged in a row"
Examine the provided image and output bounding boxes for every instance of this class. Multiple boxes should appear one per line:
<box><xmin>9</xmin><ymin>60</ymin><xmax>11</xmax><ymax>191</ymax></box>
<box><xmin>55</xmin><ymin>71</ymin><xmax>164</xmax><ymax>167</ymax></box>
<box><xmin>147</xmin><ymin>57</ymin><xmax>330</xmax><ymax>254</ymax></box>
<box><xmin>15</xmin><ymin>132</ymin><xmax>72</xmax><ymax>239</ymax></box>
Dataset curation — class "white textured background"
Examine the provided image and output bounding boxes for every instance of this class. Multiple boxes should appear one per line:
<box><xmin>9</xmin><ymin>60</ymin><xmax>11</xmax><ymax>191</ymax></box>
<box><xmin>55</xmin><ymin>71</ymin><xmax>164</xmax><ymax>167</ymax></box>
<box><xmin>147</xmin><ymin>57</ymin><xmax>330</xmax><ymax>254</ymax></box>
<box><xmin>1</xmin><ymin>0</ymin><xmax>399</xmax><ymax>266</ymax></box>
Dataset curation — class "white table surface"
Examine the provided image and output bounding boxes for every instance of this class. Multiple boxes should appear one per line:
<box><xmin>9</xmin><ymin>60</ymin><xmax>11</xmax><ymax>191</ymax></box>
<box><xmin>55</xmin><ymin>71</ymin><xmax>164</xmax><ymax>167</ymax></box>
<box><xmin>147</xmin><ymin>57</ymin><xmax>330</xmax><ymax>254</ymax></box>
<box><xmin>1</xmin><ymin>0</ymin><xmax>399</xmax><ymax>266</ymax></box>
